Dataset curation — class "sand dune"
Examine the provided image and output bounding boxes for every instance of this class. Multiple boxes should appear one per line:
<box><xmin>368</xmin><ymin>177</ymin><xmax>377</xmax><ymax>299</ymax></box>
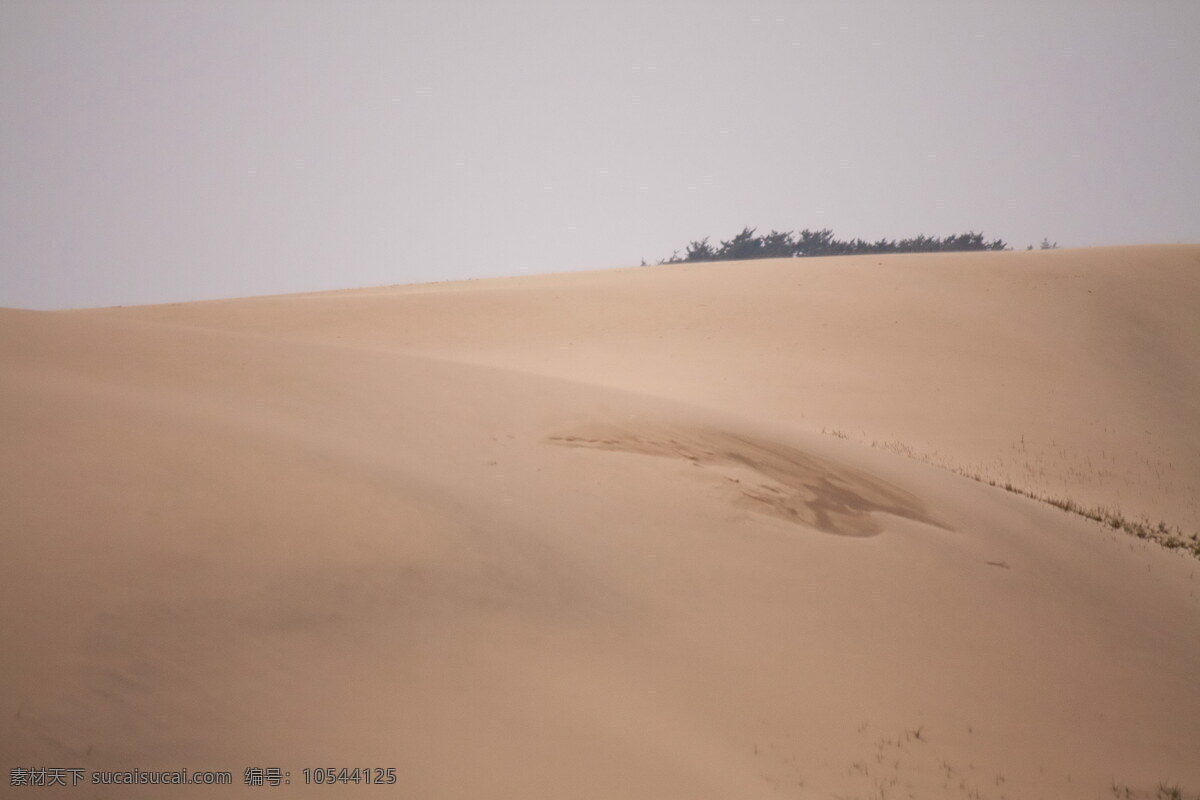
<box><xmin>3</xmin><ymin>246</ymin><xmax>1198</xmax><ymax>798</ymax></box>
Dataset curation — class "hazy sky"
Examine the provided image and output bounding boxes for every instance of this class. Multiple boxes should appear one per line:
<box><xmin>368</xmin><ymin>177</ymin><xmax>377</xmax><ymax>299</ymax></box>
<box><xmin>2</xmin><ymin>1</ymin><xmax>1197</xmax><ymax>309</ymax></box>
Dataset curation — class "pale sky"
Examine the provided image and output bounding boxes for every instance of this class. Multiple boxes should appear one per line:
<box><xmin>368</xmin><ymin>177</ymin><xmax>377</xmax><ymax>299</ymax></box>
<box><xmin>2</xmin><ymin>0</ymin><xmax>1197</xmax><ymax>309</ymax></box>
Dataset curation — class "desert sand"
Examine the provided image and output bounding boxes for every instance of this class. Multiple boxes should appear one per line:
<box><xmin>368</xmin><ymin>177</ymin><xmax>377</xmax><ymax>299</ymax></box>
<box><xmin>2</xmin><ymin>245</ymin><xmax>1198</xmax><ymax>798</ymax></box>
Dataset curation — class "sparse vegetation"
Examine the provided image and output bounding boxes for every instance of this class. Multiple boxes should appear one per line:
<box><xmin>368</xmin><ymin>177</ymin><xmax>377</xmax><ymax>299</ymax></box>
<box><xmin>822</xmin><ymin>430</ymin><xmax>1200</xmax><ymax>558</ymax></box>
<box><xmin>959</xmin><ymin>472</ymin><xmax>1199</xmax><ymax>557</ymax></box>
<box><xmin>1107</xmin><ymin>779</ymin><xmax>1200</xmax><ymax>799</ymax></box>
<box><xmin>1026</xmin><ymin>237</ymin><xmax>1061</xmax><ymax>250</ymax></box>
<box><xmin>1012</xmin><ymin>490</ymin><xmax>1198</xmax><ymax>557</ymax></box>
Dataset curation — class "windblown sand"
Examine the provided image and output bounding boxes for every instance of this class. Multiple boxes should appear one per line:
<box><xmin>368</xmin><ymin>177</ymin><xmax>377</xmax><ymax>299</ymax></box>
<box><xmin>3</xmin><ymin>245</ymin><xmax>1198</xmax><ymax>798</ymax></box>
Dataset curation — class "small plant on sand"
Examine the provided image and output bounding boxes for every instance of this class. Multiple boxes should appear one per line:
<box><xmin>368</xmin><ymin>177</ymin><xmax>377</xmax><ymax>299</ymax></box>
<box><xmin>862</xmin><ymin>437</ymin><xmax>1200</xmax><ymax>559</ymax></box>
<box><xmin>1156</xmin><ymin>783</ymin><xmax>1186</xmax><ymax>800</ymax></box>
<box><xmin>1109</xmin><ymin>780</ymin><xmax>1198</xmax><ymax>800</ymax></box>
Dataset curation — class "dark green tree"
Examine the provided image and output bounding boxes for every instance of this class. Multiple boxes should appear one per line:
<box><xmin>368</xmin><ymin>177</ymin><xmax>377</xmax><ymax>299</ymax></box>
<box><xmin>659</xmin><ymin>226</ymin><xmax>1020</xmax><ymax>263</ymax></box>
<box><xmin>716</xmin><ymin>227</ymin><xmax>764</xmax><ymax>260</ymax></box>
<box><xmin>795</xmin><ymin>228</ymin><xmax>835</xmax><ymax>256</ymax></box>
<box><xmin>760</xmin><ymin>230</ymin><xmax>796</xmax><ymax>257</ymax></box>
<box><xmin>684</xmin><ymin>237</ymin><xmax>717</xmax><ymax>261</ymax></box>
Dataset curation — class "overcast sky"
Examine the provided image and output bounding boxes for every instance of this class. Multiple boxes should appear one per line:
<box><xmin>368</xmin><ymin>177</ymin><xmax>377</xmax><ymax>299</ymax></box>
<box><xmin>2</xmin><ymin>1</ymin><xmax>1197</xmax><ymax>309</ymax></box>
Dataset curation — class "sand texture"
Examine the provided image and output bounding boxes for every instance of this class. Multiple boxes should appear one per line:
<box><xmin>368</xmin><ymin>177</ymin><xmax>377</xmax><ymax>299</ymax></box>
<box><xmin>3</xmin><ymin>245</ymin><xmax>1198</xmax><ymax>798</ymax></box>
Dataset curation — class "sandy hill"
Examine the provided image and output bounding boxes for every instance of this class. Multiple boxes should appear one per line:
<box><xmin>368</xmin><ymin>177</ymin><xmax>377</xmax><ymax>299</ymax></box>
<box><xmin>2</xmin><ymin>245</ymin><xmax>1198</xmax><ymax>798</ymax></box>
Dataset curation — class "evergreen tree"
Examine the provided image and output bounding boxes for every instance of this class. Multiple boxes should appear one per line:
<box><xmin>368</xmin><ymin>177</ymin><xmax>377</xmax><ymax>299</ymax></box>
<box><xmin>658</xmin><ymin>226</ymin><xmax>1023</xmax><ymax>263</ymax></box>
<box><xmin>684</xmin><ymin>238</ymin><xmax>717</xmax><ymax>262</ymax></box>
<box><xmin>760</xmin><ymin>230</ymin><xmax>796</xmax><ymax>257</ymax></box>
<box><xmin>716</xmin><ymin>227</ymin><xmax>765</xmax><ymax>260</ymax></box>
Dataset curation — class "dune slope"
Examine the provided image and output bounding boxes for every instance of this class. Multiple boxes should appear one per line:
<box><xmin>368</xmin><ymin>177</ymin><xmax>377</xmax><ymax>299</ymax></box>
<box><xmin>88</xmin><ymin>245</ymin><xmax>1200</xmax><ymax>534</ymax></box>
<box><xmin>3</xmin><ymin>245</ymin><xmax>1199</xmax><ymax>798</ymax></box>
